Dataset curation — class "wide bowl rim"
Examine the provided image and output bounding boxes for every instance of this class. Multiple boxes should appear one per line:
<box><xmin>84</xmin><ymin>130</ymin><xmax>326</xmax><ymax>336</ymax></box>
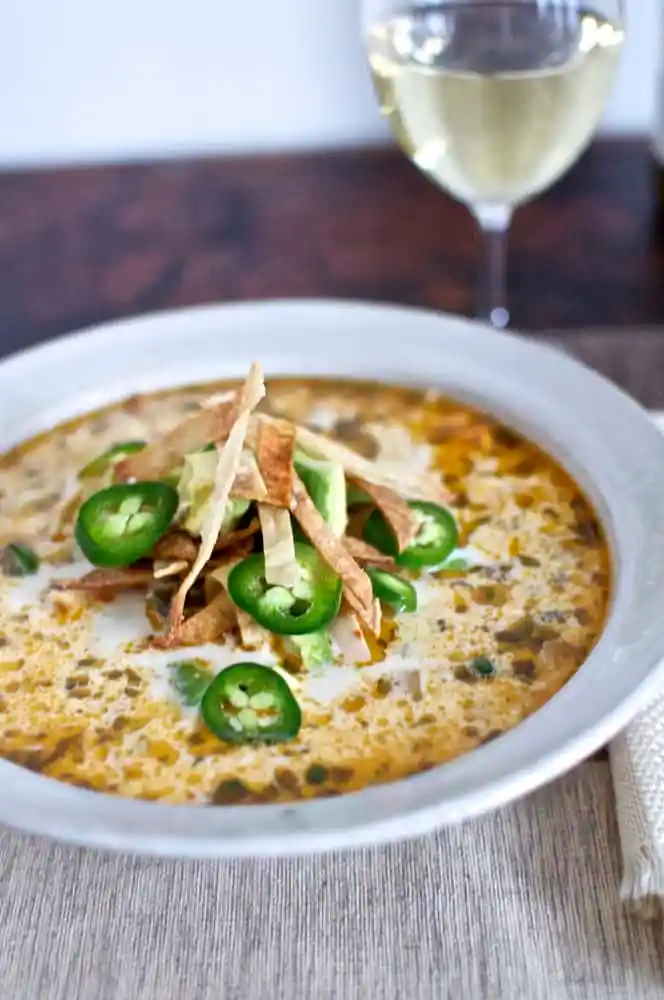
<box><xmin>2</xmin><ymin>297</ymin><xmax>664</xmax><ymax>858</ymax></box>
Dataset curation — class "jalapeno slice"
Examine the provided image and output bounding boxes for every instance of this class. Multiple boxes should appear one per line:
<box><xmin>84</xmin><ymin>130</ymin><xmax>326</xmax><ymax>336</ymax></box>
<box><xmin>78</xmin><ymin>440</ymin><xmax>146</xmax><ymax>480</ymax></box>
<box><xmin>364</xmin><ymin>500</ymin><xmax>458</xmax><ymax>570</ymax></box>
<box><xmin>366</xmin><ymin>566</ymin><xmax>417</xmax><ymax>613</ymax></box>
<box><xmin>1</xmin><ymin>543</ymin><xmax>39</xmax><ymax>577</ymax></box>
<box><xmin>75</xmin><ymin>482</ymin><xmax>179</xmax><ymax>568</ymax></box>
<box><xmin>227</xmin><ymin>542</ymin><xmax>341</xmax><ymax>635</ymax></box>
<box><xmin>201</xmin><ymin>663</ymin><xmax>301</xmax><ymax>744</ymax></box>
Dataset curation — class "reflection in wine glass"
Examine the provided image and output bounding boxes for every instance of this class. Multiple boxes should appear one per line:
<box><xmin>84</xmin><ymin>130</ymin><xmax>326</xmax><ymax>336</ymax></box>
<box><xmin>363</xmin><ymin>1</ymin><xmax>625</xmax><ymax>327</ymax></box>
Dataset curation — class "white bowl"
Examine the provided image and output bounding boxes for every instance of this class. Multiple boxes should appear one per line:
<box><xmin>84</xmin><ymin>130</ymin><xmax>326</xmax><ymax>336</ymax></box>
<box><xmin>2</xmin><ymin>299</ymin><xmax>664</xmax><ymax>858</ymax></box>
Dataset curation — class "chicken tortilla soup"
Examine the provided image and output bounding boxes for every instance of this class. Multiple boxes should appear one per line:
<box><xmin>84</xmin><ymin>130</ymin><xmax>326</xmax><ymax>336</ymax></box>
<box><xmin>0</xmin><ymin>364</ymin><xmax>610</xmax><ymax>805</ymax></box>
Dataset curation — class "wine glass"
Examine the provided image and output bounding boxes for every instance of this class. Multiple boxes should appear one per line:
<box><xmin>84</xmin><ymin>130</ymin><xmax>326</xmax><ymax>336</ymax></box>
<box><xmin>362</xmin><ymin>0</ymin><xmax>625</xmax><ymax>328</ymax></box>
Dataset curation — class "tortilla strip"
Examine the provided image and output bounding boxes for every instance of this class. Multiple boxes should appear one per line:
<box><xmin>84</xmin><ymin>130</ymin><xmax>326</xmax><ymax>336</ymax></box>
<box><xmin>256</xmin><ymin>418</ymin><xmax>295</xmax><ymax>509</ymax></box>
<box><xmin>152</xmin><ymin>531</ymin><xmax>198</xmax><ymax>562</ymax></box>
<box><xmin>206</xmin><ymin>563</ymin><xmax>271</xmax><ymax>650</ymax></box>
<box><xmin>214</xmin><ymin>517</ymin><xmax>261</xmax><ymax>553</ymax></box>
<box><xmin>114</xmin><ymin>401</ymin><xmax>236</xmax><ymax>482</ymax></box>
<box><xmin>293</xmin><ymin>423</ymin><xmax>449</xmax><ymax>504</ymax></box>
<box><xmin>208</xmin><ymin>537</ymin><xmax>254</xmax><ymax>567</ymax></box>
<box><xmin>166</xmin><ymin>362</ymin><xmax>265</xmax><ymax>641</ymax></box>
<box><xmin>291</xmin><ymin>472</ymin><xmax>381</xmax><ymax>635</ymax></box>
<box><xmin>153</xmin><ymin>560</ymin><xmax>189</xmax><ymax>580</ymax></box>
<box><xmin>329</xmin><ymin>610</ymin><xmax>372</xmax><ymax>664</ymax></box>
<box><xmin>343</xmin><ymin>536</ymin><xmax>397</xmax><ymax>569</ymax></box>
<box><xmin>53</xmin><ymin>568</ymin><xmax>154</xmax><ymax>591</ymax></box>
<box><xmin>50</xmin><ymin>589</ymin><xmax>90</xmax><ymax>620</ymax></box>
<box><xmin>201</xmin><ymin>390</ymin><xmax>235</xmax><ymax>409</ymax></box>
<box><xmin>258</xmin><ymin>506</ymin><xmax>299</xmax><ymax>588</ymax></box>
<box><xmin>168</xmin><ymin>590</ymin><xmax>237</xmax><ymax>647</ymax></box>
<box><xmin>235</xmin><ymin>610</ymin><xmax>272</xmax><ymax>651</ymax></box>
<box><xmin>348</xmin><ymin>476</ymin><xmax>419</xmax><ymax>552</ymax></box>
<box><xmin>230</xmin><ymin>450</ymin><xmax>268</xmax><ymax>503</ymax></box>
<box><xmin>50</xmin><ymin>488</ymin><xmax>83</xmax><ymax>542</ymax></box>
<box><xmin>205</xmin><ymin>564</ymin><xmax>234</xmax><ymax>600</ymax></box>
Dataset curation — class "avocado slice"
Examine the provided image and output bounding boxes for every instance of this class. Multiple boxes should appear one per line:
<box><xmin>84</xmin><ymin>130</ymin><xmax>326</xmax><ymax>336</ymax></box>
<box><xmin>286</xmin><ymin>630</ymin><xmax>334</xmax><ymax>669</ymax></box>
<box><xmin>346</xmin><ymin>483</ymin><xmax>372</xmax><ymax>507</ymax></box>
<box><xmin>219</xmin><ymin>498</ymin><xmax>251</xmax><ymax>535</ymax></box>
<box><xmin>294</xmin><ymin>451</ymin><xmax>347</xmax><ymax>537</ymax></box>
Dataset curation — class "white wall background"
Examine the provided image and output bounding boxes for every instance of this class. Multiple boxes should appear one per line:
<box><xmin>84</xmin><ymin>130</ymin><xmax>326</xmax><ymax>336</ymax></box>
<box><xmin>0</xmin><ymin>0</ymin><xmax>658</xmax><ymax>167</ymax></box>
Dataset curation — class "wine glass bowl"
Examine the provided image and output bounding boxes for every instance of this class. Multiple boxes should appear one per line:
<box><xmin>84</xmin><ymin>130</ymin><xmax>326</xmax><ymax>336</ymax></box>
<box><xmin>363</xmin><ymin>0</ymin><xmax>625</xmax><ymax>327</ymax></box>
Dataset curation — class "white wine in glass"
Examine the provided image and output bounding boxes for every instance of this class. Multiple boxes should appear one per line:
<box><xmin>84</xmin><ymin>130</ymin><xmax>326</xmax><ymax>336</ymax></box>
<box><xmin>363</xmin><ymin>1</ymin><xmax>625</xmax><ymax>327</ymax></box>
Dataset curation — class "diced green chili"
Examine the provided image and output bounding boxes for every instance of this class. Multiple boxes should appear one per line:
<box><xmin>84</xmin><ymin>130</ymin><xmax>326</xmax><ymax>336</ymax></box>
<box><xmin>168</xmin><ymin>660</ymin><xmax>214</xmax><ymax>706</ymax></box>
<box><xmin>470</xmin><ymin>656</ymin><xmax>498</xmax><ymax>678</ymax></box>
<box><xmin>0</xmin><ymin>543</ymin><xmax>39</xmax><ymax>577</ymax></box>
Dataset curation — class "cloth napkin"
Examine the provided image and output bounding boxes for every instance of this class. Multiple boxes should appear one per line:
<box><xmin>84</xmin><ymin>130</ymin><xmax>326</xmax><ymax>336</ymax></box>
<box><xmin>610</xmin><ymin>411</ymin><xmax>664</xmax><ymax>918</ymax></box>
<box><xmin>611</xmin><ymin>701</ymin><xmax>664</xmax><ymax>918</ymax></box>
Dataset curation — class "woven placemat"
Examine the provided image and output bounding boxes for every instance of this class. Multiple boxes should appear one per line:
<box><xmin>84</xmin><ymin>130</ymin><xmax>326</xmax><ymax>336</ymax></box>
<box><xmin>0</xmin><ymin>762</ymin><xmax>662</xmax><ymax>1000</ymax></box>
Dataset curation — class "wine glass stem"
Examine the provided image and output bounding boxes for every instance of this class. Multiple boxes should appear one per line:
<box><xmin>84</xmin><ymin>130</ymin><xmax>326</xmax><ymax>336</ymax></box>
<box><xmin>472</xmin><ymin>203</ymin><xmax>513</xmax><ymax>329</ymax></box>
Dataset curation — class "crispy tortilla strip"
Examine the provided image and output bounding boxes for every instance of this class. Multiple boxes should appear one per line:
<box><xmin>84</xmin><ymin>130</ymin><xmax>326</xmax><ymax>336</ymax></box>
<box><xmin>343</xmin><ymin>536</ymin><xmax>397</xmax><ymax>569</ymax></box>
<box><xmin>366</xmin><ymin>599</ymin><xmax>382</xmax><ymax>642</ymax></box>
<box><xmin>231</xmin><ymin>443</ymin><xmax>295</xmax><ymax>510</ymax></box>
<box><xmin>152</xmin><ymin>531</ymin><xmax>198</xmax><ymax>562</ymax></box>
<box><xmin>208</xmin><ymin>537</ymin><xmax>254</xmax><ymax>568</ymax></box>
<box><xmin>254</xmin><ymin>419</ymin><xmax>297</xmax><ymax>585</ymax></box>
<box><xmin>167</xmin><ymin>362</ymin><xmax>265</xmax><ymax>640</ymax></box>
<box><xmin>51</xmin><ymin>589</ymin><xmax>90</xmax><ymax>621</ymax></box>
<box><xmin>166</xmin><ymin>590</ymin><xmax>237</xmax><ymax>647</ymax></box>
<box><xmin>329</xmin><ymin>610</ymin><xmax>372</xmax><ymax>664</ymax></box>
<box><xmin>294</xmin><ymin>423</ymin><xmax>449</xmax><ymax>503</ymax></box>
<box><xmin>230</xmin><ymin>449</ymin><xmax>268</xmax><ymax>503</ymax></box>
<box><xmin>201</xmin><ymin>390</ymin><xmax>235</xmax><ymax>409</ymax></box>
<box><xmin>50</xmin><ymin>488</ymin><xmax>83</xmax><ymax>542</ymax></box>
<box><xmin>214</xmin><ymin>517</ymin><xmax>261</xmax><ymax>553</ymax></box>
<box><xmin>204</xmin><ymin>564</ymin><xmax>233</xmax><ymax>602</ymax></box>
<box><xmin>114</xmin><ymin>401</ymin><xmax>236</xmax><ymax>482</ymax></box>
<box><xmin>153</xmin><ymin>560</ymin><xmax>189</xmax><ymax>579</ymax></box>
<box><xmin>53</xmin><ymin>568</ymin><xmax>154</xmax><ymax>591</ymax></box>
<box><xmin>206</xmin><ymin>564</ymin><xmax>271</xmax><ymax>650</ymax></box>
<box><xmin>256</xmin><ymin>418</ymin><xmax>295</xmax><ymax>508</ymax></box>
<box><xmin>291</xmin><ymin>472</ymin><xmax>381</xmax><ymax>635</ymax></box>
<box><xmin>235</xmin><ymin>609</ymin><xmax>270</xmax><ymax>651</ymax></box>
<box><xmin>349</xmin><ymin>476</ymin><xmax>419</xmax><ymax>552</ymax></box>
<box><xmin>258</xmin><ymin>506</ymin><xmax>299</xmax><ymax>588</ymax></box>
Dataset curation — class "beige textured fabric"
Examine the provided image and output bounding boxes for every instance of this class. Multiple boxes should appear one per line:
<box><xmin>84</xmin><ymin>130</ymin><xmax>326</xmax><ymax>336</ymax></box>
<box><xmin>609</xmin><ymin>410</ymin><xmax>664</xmax><ymax>918</ymax></box>
<box><xmin>0</xmin><ymin>763</ymin><xmax>662</xmax><ymax>1000</ymax></box>
<box><xmin>612</xmin><ymin>706</ymin><xmax>664</xmax><ymax>917</ymax></box>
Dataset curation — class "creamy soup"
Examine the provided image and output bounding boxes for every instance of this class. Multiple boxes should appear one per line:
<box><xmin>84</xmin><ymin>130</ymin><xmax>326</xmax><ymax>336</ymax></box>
<box><xmin>0</xmin><ymin>378</ymin><xmax>610</xmax><ymax>804</ymax></box>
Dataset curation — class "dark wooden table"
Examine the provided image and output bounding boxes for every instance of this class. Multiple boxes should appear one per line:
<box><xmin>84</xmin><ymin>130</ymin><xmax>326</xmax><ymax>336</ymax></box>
<box><xmin>1</xmin><ymin>138</ymin><xmax>664</xmax><ymax>406</ymax></box>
